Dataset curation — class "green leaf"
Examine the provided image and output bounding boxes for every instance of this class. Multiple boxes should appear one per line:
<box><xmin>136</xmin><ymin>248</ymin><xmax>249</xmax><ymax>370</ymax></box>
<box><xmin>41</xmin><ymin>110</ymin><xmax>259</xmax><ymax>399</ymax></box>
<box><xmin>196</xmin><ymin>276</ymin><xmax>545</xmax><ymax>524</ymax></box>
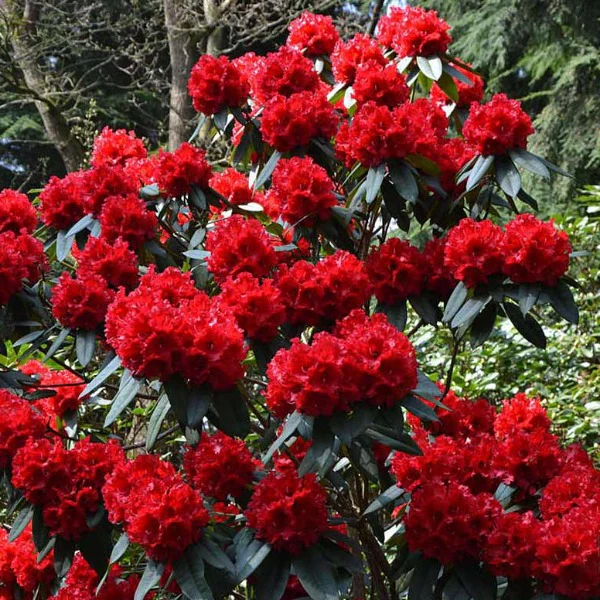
<box><xmin>293</xmin><ymin>546</ymin><xmax>339</xmax><ymax>600</ymax></box>
<box><xmin>320</xmin><ymin>538</ymin><xmax>363</xmax><ymax>572</ymax></box>
<box><xmin>140</xmin><ymin>183</ymin><xmax>160</xmax><ymax>198</ymax></box>
<box><xmin>451</xmin><ymin>295</ymin><xmax>492</xmax><ymax>329</ymax></box>
<box><xmin>135</xmin><ymin>559</ymin><xmax>165</xmax><ymax>600</ymax></box>
<box><xmin>146</xmin><ymin>394</ymin><xmax>170</xmax><ymax>451</ymax></box>
<box><xmin>210</xmin><ymin>387</ymin><xmax>250</xmax><ymax>438</ymax></box>
<box><xmin>45</xmin><ymin>327</ymin><xmax>71</xmax><ymax>361</ymax></box>
<box><xmin>174</xmin><ymin>544</ymin><xmax>214</xmax><ymax>600</ymax></box>
<box><xmin>366</xmin><ymin>428</ymin><xmax>423</xmax><ymax>456</ymax></box>
<box><xmin>366</xmin><ymin>164</ymin><xmax>386</xmax><ymax>204</ymax></box>
<box><xmin>80</xmin><ymin>354</ymin><xmax>121</xmax><ymax>397</ymax></box>
<box><xmin>466</xmin><ymin>155</ymin><xmax>493</xmax><ymax>191</ymax></box>
<box><xmin>187</xmin><ymin>386</ymin><xmax>212</xmax><ymax>429</ymax></box>
<box><xmin>401</xmin><ymin>395</ymin><xmax>439</xmax><ymax>422</ymax></box>
<box><xmin>109</xmin><ymin>533</ymin><xmax>129</xmax><ymax>565</ymax></box>
<box><xmin>470</xmin><ymin>302</ymin><xmax>497</xmax><ymax>349</ymax></box>
<box><xmin>104</xmin><ymin>371</ymin><xmax>141</xmax><ymax>427</ymax></box>
<box><xmin>443</xmin><ymin>63</ymin><xmax>475</xmax><ymax>86</ymax></box>
<box><xmin>363</xmin><ymin>484</ymin><xmax>404</xmax><ymax>516</ymax></box>
<box><xmin>547</xmin><ymin>281</ymin><xmax>579</xmax><ymax>324</ymax></box>
<box><xmin>79</xmin><ymin>527</ymin><xmax>111</xmax><ymax>576</ymax></box>
<box><xmin>508</xmin><ymin>149</ymin><xmax>551</xmax><ymax>179</ymax></box>
<box><xmin>330</xmin><ymin>404</ymin><xmax>378</xmax><ymax>446</ymax></box>
<box><xmin>196</xmin><ymin>538</ymin><xmax>235</xmax><ymax>575</ymax></box>
<box><xmin>518</xmin><ymin>283</ymin><xmax>541</xmax><ymax>315</ymax></box>
<box><xmin>443</xmin><ymin>282</ymin><xmax>468</xmax><ymax>323</ymax></box>
<box><xmin>455</xmin><ymin>562</ymin><xmax>496</xmax><ymax>600</ymax></box>
<box><xmin>254</xmin><ymin>150</ymin><xmax>282</xmax><ymax>189</ymax></box>
<box><xmin>299</xmin><ymin>418</ymin><xmax>335</xmax><ymax>476</ymax></box>
<box><xmin>494</xmin><ymin>483</ymin><xmax>516</xmax><ymax>508</ymax></box>
<box><xmin>76</xmin><ymin>330</ymin><xmax>96</xmax><ymax>367</ymax></box>
<box><xmin>56</xmin><ymin>230</ymin><xmax>74</xmax><ymax>262</ymax></box>
<box><xmin>389</xmin><ymin>159</ymin><xmax>419</xmax><ymax>203</ymax></box>
<box><xmin>164</xmin><ymin>375</ymin><xmax>190</xmax><ymax>425</ymax></box>
<box><xmin>495</xmin><ymin>156</ymin><xmax>521</xmax><ymax>198</ymax></box>
<box><xmin>436</xmin><ymin>71</ymin><xmax>459</xmax><ymax>103</ymax></box>
<box><xmin>409</xmin><ymin>294</ymin><xmax>439</xmax><ymax>325</ymax></box>
<box><xmin>9</xmin><ymin>505</ymin><xmax>34</xmax><ymax>541</ymax></box>
<box><xmin>408</xmin><ymin>556</ymin><xmax>441</xmax><ymax>600</ymax></box>
<box><xmin>263</xmin><ymin>411</ymin><xmax>303</xmax><ymax>463</ymax></box>
<box><xmin>377</xmin><ymin>301</ymin><xmax>407</xmax><ymax>332</ymax></box>
<box><xmin>412</xmin><ymin>371</ymin><xmax>442</xmax><ymax>402</ymax></box>
<box><xmin>32</xmin><ymin>505</ymin><xmax>49</xmax><ymax>551</ymax></box>
<box><xmin>416</xmin><ymin>56</ymin><xmax>443</xmax><ymax>81</ymax></box>
<box><xmin>54</xmin><ymin>537</ymin><xmax>75</xmax><ymax>579</ymax></box>
<box><xmin>37</xmin><ymin>536</ymin><xmax>56</xmax><ymax>563</ymax></box>
<box><xmin>254</xmin><ymin>551</ymin><xmax>291</xmax><ymax>600</ymax></box>
<box><xmin>235</xmin><ymin>539</ymin><xmax>271</xmax><ymax>583</ymax></box>
<box><xmin>503</xmin><ymin>302</ymin><xmax>547</xmax><ymax>348</ymax></box>
<box><xmin>66</xmin><ymin>214</ymin><xmax>95</xmax><ymax>237</ymax></box>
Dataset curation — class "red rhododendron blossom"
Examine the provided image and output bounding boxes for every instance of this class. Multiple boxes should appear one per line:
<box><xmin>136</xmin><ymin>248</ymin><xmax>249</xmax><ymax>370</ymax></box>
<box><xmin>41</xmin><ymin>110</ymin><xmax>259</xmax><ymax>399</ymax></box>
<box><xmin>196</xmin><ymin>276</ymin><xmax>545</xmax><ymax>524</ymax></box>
<box><xmin>444</xmin><ymin>218</ymin><xmax>504</xmax><ymax>287</ymax></box>
<box><xmin>0</xmin><ymin>528</ymin><xmax>16</xmax><ymax>593</ymax></box>
<box><xmin>206</xmin><ymin>215</ymin><xmax>278</xmax><ymax>284</ymax></box>
<box><xmin>331</xmin><ymin>34</ymin><xmax>386</xmax><ymax>85</ymax></box>
<box><xmin>422</xmin><ymin>237</ymin><xmax>457</xmax><ymax>299</ymax></box>
<box><xmin>249</xmin><ymin>46</ymin><xmax>321</xmax><ymax>105</ymax></box>
<box><xmin>188</xmin><ymin>54</ymin><xmax>249</xmax><ymax>115</ymax></box>
<box><xmin>540</xmin><ymin>465</ymin><xmax>600</xmax><ymax>518</ymax></box>
<box><xmin>431</xmin><ymin>63</ymin><xmax>484</xmax><ymax>107</ymax></box>
<box><xmin>494</xmin><ymin>392</ymin><xmax>551</xmax><ymax>439</ymax></box>
<box><xmin>433</xmin><ymin>137</ymin><xmax>476</xmax><ymax>196</ymax></box>
<box><xmin>352</xmin><ymin>63</ymin><xmax>409</xmax><ymax>109</ymax></box>
<box><xmin>366</xmin><ymin>238</ymin><xmax>426</xmax><ymax>304</ymax></box>
<box><xmin>8</xmin><ymin>525</ymin><xmax>54</xmax><ymax>593</ymax></box>
<box><xmin>275</xmin><ymin>251</ymin><xmax>371</xmax><ymax>326</ymax></box>
<box><xmin>287</xmin><ymin>12</ymin><xmax>340</xmax><ymax>56</ymax></box>
<box><xmin>0</xmin><ymin>189</ymin><xmax>37</xmax><ymax>234</ymax></box>
<box><xmin>90</xmin><ymin>126</ymin><xmax>146</xmax><ymax>168</ymax></box>
<box><xmin>261</xmin><ymin>91</ymin><xmax>339</xmax><ymax>152</ymax></box>
<box><xmin>39</xmin><ymin>171</ymin><xmax>87</xmax><ymax>230</ymax></box>
<box><xmin>483</xmin><ymin>511</ymin><xmax>539</xmax><ymax>579</ymax></box>
<box><xmin>51</xmin><ymin>271</ymin><xmax>114</xmax><ymax>330</ymax></box>
<box><xmin>215</xmin><ymin>273</ymin><xmax>286</xmax><ymax>342</ymax></box>
<box><xmin>0</xmin><ymin>390</ymin><xmax>46</xmax><ymax>469</ymax></box>
<box><xmin>20</xmin><ymin>360</ymin><xmax>85</xmax><ymax>421</ymax></box>
<box><xmin>377</xmin><ymin>6</ymin><xmax>451</xmax><ymax>57</ymax></box>
<box><xmin>184</xmin><ymin>432</ymin><xmax>257</xmax><ymax>500</ymax></box>
<box><xmin>82</xmin><ymin>164</ymin><xmax>140</xmax><ymax>216</ymax></box>
<box><xmin>0</xmin><ymin>231</ymin><xmax>46</xmax><ymax>305</ymax></box>
<box><xmin>154</xmin><ymin>143</ymin><xmax>213</xmax><ymax>197</ymax></box>
<box><xmin>273</xmin><ymin>435</ymin><xmax>312</xmax><ymax>473</ymax></box>
<box><xmin>245</xmin><ymin>470</ymin><xmax>328</xmax><ymax>554</ymax></box>
<box><xmin>501</xmin><ymin>214</ymin><xmax>571</xmax><ymax>286</ymax></box>
<box><xmin>210</xmin><ymin>168</ymin><xmax>257</xmax><ymax>208</ymax></box>
<box><xmin>98</xmin><ymin>193</ymin><xmax>157</xmax><ymax>249</ymax></box>
<box><xmin>266</xmin><ymin>156</ymin><xmax>337</xmax><ymax>225</ymax></box>
<box><xmin>73</xmin><ymin>236</ymin><xmax>138</xmax><ymax>289</ymax></box>
<box><xmin>103</xmin><ymin>454</ymin><xmax>209</xmax><ymax>562</ymax></box>
<box><xmin>404</xmin><ymin>482</ymin><xmax>501</xmax><ymax>564</ymax></box>
<box><xmin>463</xmin><ymin>93</ymin><xmax>535</xmax><ymax>155</ymax></box>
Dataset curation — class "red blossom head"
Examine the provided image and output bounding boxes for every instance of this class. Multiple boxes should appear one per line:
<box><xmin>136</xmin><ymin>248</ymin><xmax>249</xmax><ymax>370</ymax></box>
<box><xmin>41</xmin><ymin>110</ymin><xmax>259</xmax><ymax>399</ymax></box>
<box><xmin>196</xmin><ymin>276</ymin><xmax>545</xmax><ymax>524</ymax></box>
<box><xmin>0</xmin><ymin>189</ymin><xmax>37</xmax><ymax>234</ymax></box>
<box><xmin>210</xmin><ymin>168</ymin><xmax>257</xmax><ymax>208</ymax></box>
<box><xmin>331</xmin><ymin>33</ymin><xmax>386</xmax><ymax>85</ymax></box>
<box><xmin>422</xmin><ymin>237</ymin><xmax>457</xmax><ymax>299</ymax></box>
<box><xmin>90</xmin><ymin>126</ymin><xmax>147</xmax><ymax>168</ymax></box>
<box><xmin>154</xmin><ymin>142</ymin><xmax>213</xmax><ymax>197</ymax></box>
<box><xmin>287</xmin><ymin>12</ymin><xmax>340</xmax><ymax>56</ymax></box>
<box><xmin>494</xmin><ymin>392</ymin><xmax>551</xmax><ymax>439</ymax></box>
<box><xmin>432</xmin><ymin>137</ymin><xmax>476</xmax><ymax>196</ymax></box>
<box><xmin>39</xmin><ymin>172</ymin><xmax>87</xmax><ymax>230</ymax></box>
<box><xmin>82</xmin><ymin>163</ymin><xmax>140</xmax><ymax>215</ymax></box>
<box><xmin>352</xmin><ymin>63</ymin><xmax>409</xmax><ymax>109</ymax></box>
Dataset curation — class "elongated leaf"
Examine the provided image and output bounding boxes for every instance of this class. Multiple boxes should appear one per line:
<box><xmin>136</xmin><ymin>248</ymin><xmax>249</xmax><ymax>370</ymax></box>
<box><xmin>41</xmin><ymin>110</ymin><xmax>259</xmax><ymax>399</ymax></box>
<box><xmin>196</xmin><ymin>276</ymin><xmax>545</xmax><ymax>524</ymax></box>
<box><xmin>54</xmin><ymin>537</ymin><xmax>75</xmax><ymax>579</ymax></box>
<box><xmin>45</xmin><ymin>327</ymin><xmax>71</xmax><ymax>360</ymax></box>
<box><xmin>235</xmin><ymin>539</ymin><xmax>271</xmax><ymax>582</ymax></box>
<box><xmin>254</xmin><ymin>150</ymin><xmax>282</xmax><ymax>189</ymax></box>
<box><xmin>495</xmin><ymin>156</ymin><xmax>521</xmax><ymax>198</ymax></box>
<box><xmin>135</xmin><ymin>560</ymin><xmax>165</xmax><ymax>600</ymax></box>
<box><xmin>330</xmin><ymin>404</ymin><xmax>378</xmax><ymax>445</ymax></box>
<box><xmin>503</xmin><ymin>302</ymin><xmax>547</xmax><ymax>348</ymax></box>
<box><xmin>412</xmin><ymin>371</ymin><xmax>442</xmax><ymax>402</ymax></box>
<box><xmin>408</xmin><ymin>556</ymin><xmax>441</xmax><ymax>600</ymax></box>
<box><xmin>210</xmin><ymin>387</ymin><xmax>250</xmax><ymax>438</ymax></box>
<box><xmin>470</xmin><ymin>302</ymin><xmax>497</xmax><ymax>349</ymax></box>
<box><xmin>80</xmin><ymin>354</ymin><xmax>121</xmax><ymax>398</ymax></box>
<box><xmin>9</xmin><ymin>504</ymin><xmax>34</xmax><ymax>541</ymax></box>
<box><xmin>518</xmin><ymin>283</ymin><xmax>541</xmax><ymax>315</ymax></box>
<box><xmin>377</xmin><ymin>301</ymin><xmax>407</xmax><ymax>332</ymax></box>
<box><xmin>254</xmin><ymin>551</ymin><xmax>291</xmax><ymax>600</ymax></box>
<box><xmin>320</xmin><ymin>538</ymin><xmax>363</xmax><ymax>572</ymax></box>
<box><xmin>443</xmin><ymin>282</ymin><xmax>468</xmax><ymax>322</ymax></box>
<box><xmin>299</xmin><ymin>418</ymin><xmax>335</xmax><ymax>476</ymax></box>
<box><xmin>263</xmin><ymin>411</ymin><xmax>303</xmax><ymax>463</ymax></box>
<box><xmin>548</xmin><ymin>281</ymin><xmax>579</xmax><ymax>324</ymax></box>
<box><xmin>366</xmin><ymin>164</ymin><xmax>386</xmax><ymax>204</ymax></box>
<box><xmin>389</xmin><ymin>159</ymin><xmax>418</xmax><ymax>203</ymax></box>
<box><xmin>366</xmin><ymin>428</ymin><xmax>423</xmax><ymax>456</ymax></box>
<box><xmin>409</xmin><ymin>295</ymin><xmax>439</xmax><ymax>325</ymax></box>
<box><xmin>79</xmin><ymin>528</ymin><xmax>111</xmax><ymax>575</ymax></box>
<box><xmin>509</xmin><ymin>148</ymin><xmax>551</xmax><ymax>179</ymax></box>
<box><xmin>140</xmin><ymin>183</ymin><xmax>160</xmax><ymax>198</ymax></box>
<box><xmin>293</xmin><ymin>546</ymin><xmax>339</xmax><ymax>600</ymax></box>
<box><xmin>164</xmin><ymin>375</ymin><xmax>189</xmax><ymax>424</ymax></box>
<box><xmin>104</xmin><ymin>371</ymin><xmax>141</xmax><ymax>426</ymax></box>
<box><xmin>401</xmin><ymin>395</ymin><xmax>439</xmax><ymax>422</ymax></box>
<box><xmin>436</xmin><ymin>71</ymin><xmax>459</xmax><ymax>103</ymax></box>
<box><xmin>14</xmin><ymin>329</ymin><xmax>44</xmax><ymax>347</ymax></box>
<box><xmin>466</xmin><ymin>155</ymin><xmax>493</xmax><ymax>191</ymax></box>
<box><xmin>451</xmin><ymin>295</ymin><xmax>492</xmax><ymax>329</ymax></box>
<box><xmin>416</xmin><ymin>56</ymin><xmax>442</xmax><ymax>80</ymax></box>
<box><xmin>146</xmin><ymin>394</ymin><xmax>170</xmax><ymax>451</ymax></box>
<box><xmin>174</xmin><ymin>544</ymin><xmax>214</xmax><ymax>600</ymax></box>
<box><xmin>76</xmin><ymin>330</ymin><xmax>96</xmax><ymax>367</ymax></box>
<box><xmin>37</xmin><ymin>537</ymin><xmax>56</xmax><ymax>563</ymax></box>
<box><xmin>443</xmin><ymin>63</ymin><xmax>475</xmax><ymax>86</ymax></box>
<box><xmin>455</xmin><ymin>562</ymin><xmax>496</xmax><ymax>600</ymax></box>
<box><xmin>56</xmin><ymin>230</ymin><xmax>74</xmax><ymax>262</ymax></box>
<box><xmin>66</xmin><ymin>214</ymin><xmax>95</xmax><ymax>237</ymax></box>
<box><xmin>109</xmin><ymin>533</ymin><xmax>129</xmax><ymax>565</ymax></box>
<box><xmin>197</xmin><ymin>538</ymin><xmax>235</xmax><ymax>575</ymax></box>
<box><xmin>363</xmin><ymin>484</ymin><xmax>404</xmax><ymax>516</ymax></box>
<box><xmin>187</xmin><ymin>387</ymin><xmax>212</xmax><ymax>429</ymax></box>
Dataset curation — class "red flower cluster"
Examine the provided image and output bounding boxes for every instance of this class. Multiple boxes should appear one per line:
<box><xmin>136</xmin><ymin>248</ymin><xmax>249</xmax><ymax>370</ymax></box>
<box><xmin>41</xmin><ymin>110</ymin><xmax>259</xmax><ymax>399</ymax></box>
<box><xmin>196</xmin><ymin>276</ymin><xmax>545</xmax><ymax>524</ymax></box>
<box><xmin>0</xmin><ymin>189</ymin><xmax>37</xmax><ymax>234</ymax></box>
<box><xmin>266</xmin><ymin>156</ymin><xmax>337</xmax><ymax>226</ymax></box>
<box><xmin>421</xmin><ymin>237</ymin><xmax>457</xmax><ymax>299</ymax></box>
<box><xmin>463</xmin><ymin>93</ymin><xmax>535</xmax><ymax>155</ymax></box>
<box><xmin>154</xmin><ymin>143</ymin><xmax>213</xmax><ymax>197</ymax></box>
<box><xmin>210</xmin><ymin>168</ymin><xmax>257</xmax><ymax>208</ymax></box>
<box><xmin>0</xmin><ymin>390</ymin><xmax>46</xmax><ymax>469</ymax></box>
<box><xmin>83</xmin><ymin>164</ymin><xmax>140</xmax><ymax>215</ymax></box>
<box><xmin>51</xmin><ymin>271</ymin><xmax>114</xmax><ymax>330</ymax></box>
<box><xmin>245</xmin><ymin>470</ymin><xmax>328</xmax><ymax>554</ymax></box>
<box><xmin>433</xmin><ymin>137</ymin><xmax>475</xmax><ymax>196</ymax></box>
<box><xmin>431</xmin><ymin>63</ymin><xmax>484</xmax><ymax>108</ymax></box>
<box><xmin>287</xmin><ymin>12</ymin><xmax>340</xmax><ymax>56</ymax></box>
<box><xmin>39</xmin><ymin>172</ymin><xmax>87</xmax><ymax>230</ymax></box>
<box><xmin>206</xmin><ymin>215</ymin><xmax>278</xmax><ymax>284</ymax></box>
<box><xmin>377</xmin><ymin>6</ymin><xmax>452</xmax><ymax>57</ymax></box>
<box><xmin>215</xmin><ymin>273</ymin><xmax>286</xmax><ymax>342</ymax></box>
<box><xmin>90</xmin><ymin>127</ymin><xmax>146</xmax><ymax>168</ymax></box>
<box><xmin>184</xmin><ymin>432</ymin><xmax>257</xmax><ymax>500</ymax></box>
<box><xmin>352</xmin><ymin>63</ymin><xmax>409</xmax><ymax>109</ymax></box>
<box><xmin>12</xmin><ymin>437</ymin><xmax>124</xmax><ymax>540</ymax></box>
<box><xmin>0</xmin><ymin>230</ymin><xmax>46</xmax><ymax>305</ymax></box>
<box><xmin>331</xmin><ymin>34</ymin><xmax>386</xmax><ymax>85</ymax></box>
<box><xmin>105</xmin><ymin>267</ymin><xmax>246</xmax><ymax>387</ymax></box>
<box><xmin>103</xmin><ymin>454</ymin><xmax>209</xmax><ymax>562</ymax></box>
<box><xmin>188</xmin><ymin>54</ymin><xmax>249</xmax><ymax>115</ymax></box>
<box><xmin>98</xmin><ymin>193</ymin><xmax>157</xmax><ymax>249</ymax></box>
<box><xmin>275</xmin><ymin>251</ymin><xmax>371</xmax><ymax>326</ymax></box>
<box><xmin>261</xmin><ymin>91</ymin><xmax>338</xmax><ymax>152</ymax></box>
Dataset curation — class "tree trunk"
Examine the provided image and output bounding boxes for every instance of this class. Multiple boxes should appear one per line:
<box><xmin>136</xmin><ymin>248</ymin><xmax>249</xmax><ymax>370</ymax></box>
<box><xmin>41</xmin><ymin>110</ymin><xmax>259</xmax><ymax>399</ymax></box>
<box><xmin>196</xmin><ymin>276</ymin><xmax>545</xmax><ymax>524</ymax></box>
<box><xmin>3</xmin><ymin>0</ymin><xmax>84</xmax><ymax>172</ymax></box>
<box><xmin>163</xmin><ymin>0</ymin><xmax>197</xmax><ymax>150</ymax></box>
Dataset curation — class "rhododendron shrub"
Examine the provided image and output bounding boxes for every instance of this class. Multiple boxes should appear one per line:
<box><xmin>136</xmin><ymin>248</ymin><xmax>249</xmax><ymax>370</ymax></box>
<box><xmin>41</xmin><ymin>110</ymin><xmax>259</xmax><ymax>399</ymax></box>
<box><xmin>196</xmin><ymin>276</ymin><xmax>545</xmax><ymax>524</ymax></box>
<box><xmin>0</xmin><ymin>7</ymin><xmax>593</xmax><ymax>600</ymax></box>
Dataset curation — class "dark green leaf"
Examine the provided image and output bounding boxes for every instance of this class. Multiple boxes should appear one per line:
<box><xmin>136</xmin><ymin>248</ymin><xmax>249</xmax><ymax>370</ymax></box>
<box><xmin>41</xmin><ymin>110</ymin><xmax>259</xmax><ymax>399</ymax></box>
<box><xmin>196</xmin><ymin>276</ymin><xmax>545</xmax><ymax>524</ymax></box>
<box><xmin>37</xmin><ymin>536</ymin><xmax>55</xmax><ymax>563</ymax></box>
<box><xmin>187</xmin><ymin>387</ymin><xmax>212</xmax><ymax>429</ymax></box>
<box><xmin>518</xmin><ymin>283</ymin><xmax>541</xmax><ymax>315</ymax></box>
<box><xmin>389</xmin><ymin>160</ymin><xmax>419</xmax><ymax>203</ymax></box>
<box><xmin>443</xmin><ymin>63</ymin><xmax>475</xmax><ymax>86</ymax></box>
<box><xmin>436</xmin><ymin>71</ymin><xmax>459</xmax><ymax>103</ymax></box>
<box><xmin>190</xmin><ymin>185</ymin><xmax>207</xmax><ymax>210</ymax></box>
<box><xmin>197</xmin><ymin>538</ymin><xmax>235</xmax><ymax>575</ymax></box>
<box><xmin>45</xmin><ymin>327</ymin><xmax>71</xmax><ymax>360</ymax></box>
<box><xmin>104</xmin><ymin>371</ymin><xmax>141</xmax><ymax>427</ymax></box>
<box><xmin>470</xmin><ymin>303</ymin><xmax>497</xmax><ymax>349</ymax></box>
<box><xmin>213</xmin><ymin>110</ymin><xmax>228</xmax><ymax>131</ymax></box>
<box><xmin>443</xmin><ymin>282</ymin><xmax>468</xmax><ymax>323</ymax></box>
<box><xmin>109</xmin><ymin>533</ymin><xmax>129</xmax><ymax>565</ymax></box>
<box><xmin>330</xmin><ymin>404</ymin><xmax>378</xmax><ymax>446</ymax></box>
<box><xmin>416</xmin><ymin>56</ymin><xmax>443</xmax><ymax>80</ymax></box>
<box><xmin>263</xmin><ymin>411</ymin><xmax>303</xmax><ymax>463</ymax></box>
<box><xmin>466</xmin><ymin>156</ymin><xmax>493</xmax><ymax>191</ymax></box>
<box><xmin>135</xmin><ymin>559</ymin><xmax>165</xmax><ymax>600</ymax></box>
<box><xmin>455</xmin><ymin>561</ymin><xmax>496</xmax><ymax>600</ymax></box>
<box><xmin>164</xmin><ymin>375</ymin><xmax>189</xmax><ymax>425</ymax></box>
<box><xmin>235</xmin><ymin>539</ymin><xmax>271</xmax><ymax>583</ymax></box>
<box><xmin>14</xmin><ymin>329</ymin><xmax>44</xmax><ymax>347</ymax></box>
<box><xmin>54</xmin><ymin>537</ymin><xmax>75</xmax><ymax>579</ymax></box>
<box><xmin>75</xmin><ymin>330</ymin><xmax>96</xmax><ymax>367</ymax></box>
<box><xmin>254</xmin><ymin>150</ymin><xmax>282</xmax><ymax>189</ymax></box>
<box><xmin>366</xmin><ymin>428</ymin><xmax>423</xmax><ymax>456</ymax></box>
<box><xmin>299</xmin><ymin>418</ymin><xmax>335</xmax><ymax>476</ymax></box>
<box><xmin>377</xmin><ymin>301</ymin><xmax>407</xmax><ymax>332</ymax></box>
<box><xmin>547</xmin><ymin>281</ymin><xmax>579</xmax><ymax>324</ymax></box>
<box><xmin>254</xmin><ymin>551</ymin><xmax>291</xmax><ymax>600</ymax></box>
<box><xmin>9</xmin><ymin>504</ymin><xmax>34</xmax><ymax>541</ymax></box>
<box><xmin>79</xmin><ymin>527</ymin><xmax>112</xmax><ymax>576</ymax></box>
<box><xmin>366</xmin><ymin>163</ymin><xmax>386</xmax><ymax>204</ymax></box>
<box><xmin>320</xmin><ymin>538</ymin><xmax>363</xmax><ymax>572</ymax></box>
<box><xmin>412</xmin><ymin>371</ymin><xmax>442</xmax><ymax>402</ymax></box>
<box><xmin>32</xmin><ymin>505</ymin><xmax>50</xmax><ymax>551</ymax></box>
<box><xmin>451</xmin><ymin>295</ymin><xmax>492</xmax><ymax>329</ymax></box>
<box><xmin>408</xmin><ymin>556</ymin><xmax>441</xmax><ymax>600</ymax></box>
<box><xmin>174</xmin><ymin>544</ymin><xmax>214</xmax><ymax>600</ymax></box>
<box><xmin>293</xmin><ymin>545</ymin><xmax>339</xmax><ymax>600</ymax></box>
<box><xmin>409</xmin><ymin>295</ymin><xmax>439</xmax><ymax>325</ymax></box>
<box><xmin>503</xmin><ymin>302</ymin><xmax>547</xmax><ymax>348</ymax></box>
<box><xmin>146</xmin><ymin>394</ymin><xmax>170</xmax><ymax>451</ymax></box>
<box><xmin>495</xmin><ymin>156</ymin><xmax>521</xmax><ymax>198</ymax></box>
<box><xmin>363</xmin><ymin>484</ymin><xmax>404</xmax><ymax>516</ymax></box>
<box><xmin>508</xmin><ymin>149</ymin><xmax>551</xmax><ymax>179</ymax></box>
<box><xmin>66</xmin><ymin>214</ymin><xmax>95</xmax><ymax>237</ymax></box>
<box><xmin>443</xmin><ymin>574</ymin><xmax>471</xmax><ymax>600</ymax></box>
<box><xmin>401</xmin><ymin>395</ymin><xmax>439</xmax><ymax>422</ymax></box>
<box><xmin>210</xmin><ymin>387</ymin><xmax>250</xmax><ymax>438</ymax></box>
<box><xmin>80</xmin><ymin>354</ymin><xmax>121</xmax><ymax>397</ymax></box>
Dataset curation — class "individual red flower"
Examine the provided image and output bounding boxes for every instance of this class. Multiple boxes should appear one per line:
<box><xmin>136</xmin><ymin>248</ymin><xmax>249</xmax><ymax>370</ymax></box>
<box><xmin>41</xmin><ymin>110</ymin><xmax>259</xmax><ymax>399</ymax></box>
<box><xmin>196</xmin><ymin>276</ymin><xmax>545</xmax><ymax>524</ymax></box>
<box><xmin>501</xmin><ymin>214</ymin><xmax>571</xmax><ymax>286</ymax></box>
<box><xmin>275</xmin><ymin>251</ymin><xmax>371</xmax><ymax>326</ymax></box>
<box><xmin>494</xmin><ymin>392</ymin><xmax>551</xmax><ymax>439</ymax></box>
<box><xmin>540</xmin><ymin>465</ymin><xmax>600</xmax><ymax>519</ymax></box>
<box><xmin>73</xmin><ymin>236</ymin><xmax>138</xmax><ymax>289</ymax></box>
<box><xmin>245</xmin><ymin>470</ymin><xmax>328</xmax><ymax>554</ymax></box>
<box><xmin>82</xmin><ymin>164</ymin><xmax>140</xmax><ymax>216</ymax></box>
<box><xmin>0</xmin><ymin>389</ymin><xmax>46</xmax><ymax>469</ymax></box>
<box><xmin>51</xmin><ymin>271</ymin><xmax>114</xmax><ymax>330</ymax></box>
<box><xmin>103</xmin><ymin>454</ymin><xmax>209</xmax><ymax>562</ymax></box>
<box><xmin>188</xmin><ymin>54</ymin><xmax>249</xmax><ymax>115</ymax></box>
<box><xmin>463</xmin><ymin>93</ymin><xmax>535</xmax><ymax>155</ymax></box>
<box><xmin>184</xmin><ymin>432</ymin><xmax>257</xmax><ymax>500</ymax></box>
<box><xmin>206</xmin><ymin>215</ymin><xmax>278</xmax><ymax>284</ymax></box>
<box><xmin>422</xmin><ymin>237</ymin><xmax>457</xmax><ymax>299</ymax></box>
<box><xmin>98</xmin><ymin>193</ymin><xmax>157</xmax><ymax>249</ymax></box>
<box><xmin>214</xmin><ymin>273</ymin><xmax>286</xmax><ymax>342</ymax></box>
<box><xmin>265</xmin><ymin>156</ymin><xmax>337</xmax><ymax>225</ymax></box>
<box><xmin>261</xmin><ymin>91</ymin><xmax>339</xmax><ymax>152</ymax></box>
<box><xmin>39</xmin><ymin>171</ymin><xmax>87</xmax><ymax>230</ymax></box>
<box><xmin>404</xmin><ymin>482</ymin><xmax>501</xmax><ymax>565</ymax></box>
<box><xmin>366</xmin><ymin>238</ymin><xmax>426</xmax><ymax>304</ymax></box>
<box><xmin>9</xmin><ymin>525</ymin><xmax>54</xmax><ymax>593</ymax></box>
<box><xmin>0</xmin><ymin>189</ymin><xmax>37</xmax><ymax>234</ymax></box>
<box><xmin>210</xmin><ymin>168</ymin><xmax>257</xmax><ymax>207</ymax></box>
<box><xmin>0</xmin><ymin>528</ymin><xmax>16</xmax><ymax>592</ymax></box>
<box><xmin>433</xmin><ymin>137</ymin><xmax>476</xmax><ymax>196</ymax></box>
<box><xmin>154</xmin><ymin>143</ymin><xmax>213</xmax><ymax>197</ymax></box>
<box><xmin>483</xmin><ymin>511</ymin><xmax>539</xmax><ymax>579</ymax></box>
<box><xmin>0</xmin><ymin>231</ymin><xmax>46</xmax><ymax>305</ymax></box>
<box><xmin>90</xmin><ymin>126</ymin><xmax>146</xmax><ymax>168</ymax></box>
<box><xmin>352</xmin><ymin>63</ymin><xmax>409</xmax><ymax>109</ymax></box>
<box><xmin>250</xmin><ymin>46</ymin><xmax>321</xmax><ymax>105</ymax></box>
<box><xmin>444</xmin><ymin>218</ymin><xmax>505</xmax><ymax>287</ymax></box>
<box><xmin>377</xmin><ymin>6</ymin><xmax>451</xmax><ymax>57</ymax></box>
<box><xmin>331</xmin><ymin>34</ymin><xmax>386</xmax><ymax>85</ymax></box>
<box><xmin>287</xmin><ymin>12</ymin><xmax>340</xmax><ymax>56</ymax></box>
<box><xmin>431</xmin><ymin>63</ymin><xmax>484</xmax><ymax>107</ymax></box>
